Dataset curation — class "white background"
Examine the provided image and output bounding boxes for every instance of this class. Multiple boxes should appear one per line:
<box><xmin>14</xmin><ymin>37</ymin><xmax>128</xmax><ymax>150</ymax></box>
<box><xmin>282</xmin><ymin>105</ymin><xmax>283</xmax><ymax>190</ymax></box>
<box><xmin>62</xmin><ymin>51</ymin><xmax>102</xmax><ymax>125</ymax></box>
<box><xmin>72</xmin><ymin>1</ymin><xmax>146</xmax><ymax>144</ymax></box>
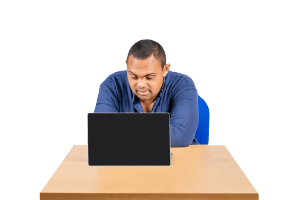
<box><xmin>1</xmin><ymin>1</ymin><xmax>299</xmax><ymax>199</ymax></box>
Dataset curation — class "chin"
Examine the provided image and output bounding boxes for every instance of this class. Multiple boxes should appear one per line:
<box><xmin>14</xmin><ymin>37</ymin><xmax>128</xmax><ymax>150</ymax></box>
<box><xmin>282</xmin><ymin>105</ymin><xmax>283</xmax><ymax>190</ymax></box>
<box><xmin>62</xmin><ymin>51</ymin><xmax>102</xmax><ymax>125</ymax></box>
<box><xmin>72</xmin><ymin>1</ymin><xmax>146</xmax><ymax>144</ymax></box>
<box><xmin>138</xmin><ymin>96</ymin><xmax>149</xmax><ymax>101</ymax></box>
<box><xmin>137</xmin><ymin>94</ymin><xmax>151</xmax><ymax>101</ymax></box>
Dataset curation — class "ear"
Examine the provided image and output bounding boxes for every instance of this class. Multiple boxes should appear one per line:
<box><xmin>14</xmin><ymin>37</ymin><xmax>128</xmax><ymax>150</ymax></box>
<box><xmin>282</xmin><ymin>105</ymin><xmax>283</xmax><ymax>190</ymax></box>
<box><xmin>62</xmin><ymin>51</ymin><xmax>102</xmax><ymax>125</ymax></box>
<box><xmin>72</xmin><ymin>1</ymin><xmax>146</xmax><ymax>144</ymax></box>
<box><xmin>163</xmin><ymin>64</ymin><xmax>170</xmax><ymax>77</ymax></box>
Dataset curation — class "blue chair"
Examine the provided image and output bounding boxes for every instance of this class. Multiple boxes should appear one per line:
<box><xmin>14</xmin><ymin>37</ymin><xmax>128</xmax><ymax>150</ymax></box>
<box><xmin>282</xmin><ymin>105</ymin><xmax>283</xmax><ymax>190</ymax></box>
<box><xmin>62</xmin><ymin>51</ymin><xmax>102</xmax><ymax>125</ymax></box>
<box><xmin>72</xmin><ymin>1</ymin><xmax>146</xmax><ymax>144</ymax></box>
<box><xmin>195</xmin><ymin>95</ymin><xmax>210</xmax><ymax>144</ymax></box>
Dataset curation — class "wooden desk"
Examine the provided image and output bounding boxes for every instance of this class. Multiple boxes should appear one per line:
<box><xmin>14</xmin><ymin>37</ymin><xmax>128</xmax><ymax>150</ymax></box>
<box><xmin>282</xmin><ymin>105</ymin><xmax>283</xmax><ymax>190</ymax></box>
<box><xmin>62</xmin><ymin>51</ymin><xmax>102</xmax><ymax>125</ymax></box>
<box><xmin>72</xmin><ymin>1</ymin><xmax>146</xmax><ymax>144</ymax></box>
<box><xmin>41</xmin><ymin>145</ymin><xmax>258</xmax><ymax>200</ymax></box>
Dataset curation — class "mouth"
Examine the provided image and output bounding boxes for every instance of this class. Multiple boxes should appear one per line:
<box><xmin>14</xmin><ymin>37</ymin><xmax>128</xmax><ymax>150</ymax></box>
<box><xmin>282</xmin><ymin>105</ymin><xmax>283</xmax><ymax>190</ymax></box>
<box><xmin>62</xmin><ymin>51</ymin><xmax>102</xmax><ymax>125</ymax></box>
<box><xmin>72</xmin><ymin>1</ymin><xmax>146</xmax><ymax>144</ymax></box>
<box><xmin>138</xmin><ymin>90</ymin><xmax>149</xmax><ymax>95</ymax></box>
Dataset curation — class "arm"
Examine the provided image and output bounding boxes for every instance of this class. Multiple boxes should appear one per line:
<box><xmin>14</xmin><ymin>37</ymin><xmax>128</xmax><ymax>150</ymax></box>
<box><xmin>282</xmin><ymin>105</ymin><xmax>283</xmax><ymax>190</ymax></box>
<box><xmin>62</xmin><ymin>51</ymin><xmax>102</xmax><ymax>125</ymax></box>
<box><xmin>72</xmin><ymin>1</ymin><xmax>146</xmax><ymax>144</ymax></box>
<box><xmin>169</xmin><ymin>79</ymin><xmax>199</xmax><ymax>147</ymax></box>
<box><xmin>94</xmin><ymin>82</ymin><xmax>119</xmax><ymax>113</ymax></box>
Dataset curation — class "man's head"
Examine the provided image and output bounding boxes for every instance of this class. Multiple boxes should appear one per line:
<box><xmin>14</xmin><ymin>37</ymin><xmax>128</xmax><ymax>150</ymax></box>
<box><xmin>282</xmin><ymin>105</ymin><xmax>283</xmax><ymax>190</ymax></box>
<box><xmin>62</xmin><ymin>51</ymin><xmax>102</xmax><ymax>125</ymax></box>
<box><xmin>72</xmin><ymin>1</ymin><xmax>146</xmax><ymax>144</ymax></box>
<box><xmin>126</xmin><ymin>39</ymin><xmax>170</xmax><ymax>103</ymax></box>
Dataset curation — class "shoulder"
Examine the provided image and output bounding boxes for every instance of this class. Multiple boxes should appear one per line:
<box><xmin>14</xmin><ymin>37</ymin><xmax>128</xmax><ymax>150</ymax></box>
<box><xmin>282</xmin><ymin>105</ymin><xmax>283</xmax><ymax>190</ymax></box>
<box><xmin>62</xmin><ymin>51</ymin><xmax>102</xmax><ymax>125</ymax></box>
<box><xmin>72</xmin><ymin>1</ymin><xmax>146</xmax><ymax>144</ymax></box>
<box><xmin>165</xmin><ymin>71</ymin><xmax>195</xmax><ymax>86</ymax></box>
<box><xmin>101</xmin><ymin>70</ymin><xmax>127</xmax><ymax>86</ymax></box>
<box><xmin>164</xmin><ymin>71</ymin><xmax>198</xmax><ymax>103</ymax></box>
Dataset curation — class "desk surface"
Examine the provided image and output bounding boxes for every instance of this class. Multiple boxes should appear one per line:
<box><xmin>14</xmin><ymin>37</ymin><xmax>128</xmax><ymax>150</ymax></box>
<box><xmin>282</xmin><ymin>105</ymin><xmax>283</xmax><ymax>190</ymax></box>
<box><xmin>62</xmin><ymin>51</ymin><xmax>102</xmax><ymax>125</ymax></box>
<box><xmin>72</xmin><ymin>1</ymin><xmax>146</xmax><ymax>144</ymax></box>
<box><xmin>41</xmin><ymin>145</ymin><xmax>258</xmax><ymax>200</ymax></box>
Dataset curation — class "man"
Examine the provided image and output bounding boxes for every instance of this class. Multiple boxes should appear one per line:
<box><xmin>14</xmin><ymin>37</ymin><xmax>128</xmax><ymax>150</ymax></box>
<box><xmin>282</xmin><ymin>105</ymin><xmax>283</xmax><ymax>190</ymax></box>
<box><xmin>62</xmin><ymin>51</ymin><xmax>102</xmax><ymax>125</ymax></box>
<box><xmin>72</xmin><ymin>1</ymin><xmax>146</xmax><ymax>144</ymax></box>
<box><xmin>94</xmin><ymin>39</ymin><xmax>199</xmax><ymax>147</ymax></box>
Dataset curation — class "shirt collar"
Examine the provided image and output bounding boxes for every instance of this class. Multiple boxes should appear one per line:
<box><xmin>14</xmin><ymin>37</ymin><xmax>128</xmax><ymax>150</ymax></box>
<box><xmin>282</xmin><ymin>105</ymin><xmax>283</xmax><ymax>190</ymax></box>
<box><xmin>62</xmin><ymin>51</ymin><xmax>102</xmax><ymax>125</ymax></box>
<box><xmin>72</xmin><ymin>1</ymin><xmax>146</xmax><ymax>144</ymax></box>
<box><xmin>158</xmin><ymin>76</ymin><xmax>166</xmax><ymax>98</ymax></box>
<box><xmin>132</xmin><ymin>91</ymin><xmax>137</xmax><ymax>103</ymax></box>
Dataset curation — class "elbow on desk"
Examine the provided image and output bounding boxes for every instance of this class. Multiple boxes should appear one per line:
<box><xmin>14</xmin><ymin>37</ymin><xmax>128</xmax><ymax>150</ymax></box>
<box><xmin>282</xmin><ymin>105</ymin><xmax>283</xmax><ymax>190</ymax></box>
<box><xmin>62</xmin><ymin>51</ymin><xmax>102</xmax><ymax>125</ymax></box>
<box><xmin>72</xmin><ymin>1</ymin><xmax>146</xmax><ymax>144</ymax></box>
<box><xmin>170</xmin><ymin>125</ymin><xmax>195</xmax><ymax>147</ymax></box>
<box><xmin>171</xmin><ymin>141</ymin><xmax>191</xmax><ymax>147</ymax></box>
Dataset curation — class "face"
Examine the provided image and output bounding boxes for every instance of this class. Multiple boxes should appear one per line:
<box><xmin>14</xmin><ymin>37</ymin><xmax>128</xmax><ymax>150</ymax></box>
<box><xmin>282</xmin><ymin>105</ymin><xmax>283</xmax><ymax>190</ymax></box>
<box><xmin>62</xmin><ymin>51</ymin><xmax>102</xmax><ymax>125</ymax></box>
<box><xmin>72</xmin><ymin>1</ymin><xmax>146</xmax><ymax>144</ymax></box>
<box><xmin>126</xmin><ymin>55</ymin><xmax>170</xmax><ymax>103</ymax></box>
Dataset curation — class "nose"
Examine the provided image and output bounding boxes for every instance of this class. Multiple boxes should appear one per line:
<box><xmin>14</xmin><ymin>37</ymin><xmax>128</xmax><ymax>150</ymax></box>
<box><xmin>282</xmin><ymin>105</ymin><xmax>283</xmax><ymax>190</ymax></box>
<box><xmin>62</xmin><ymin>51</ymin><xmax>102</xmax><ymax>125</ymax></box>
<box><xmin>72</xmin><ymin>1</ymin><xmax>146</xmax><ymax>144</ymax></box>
<box><xmin>137</xmin><ymin>78</ymin><xmax>146</xmax><ymax>89</ymax></box>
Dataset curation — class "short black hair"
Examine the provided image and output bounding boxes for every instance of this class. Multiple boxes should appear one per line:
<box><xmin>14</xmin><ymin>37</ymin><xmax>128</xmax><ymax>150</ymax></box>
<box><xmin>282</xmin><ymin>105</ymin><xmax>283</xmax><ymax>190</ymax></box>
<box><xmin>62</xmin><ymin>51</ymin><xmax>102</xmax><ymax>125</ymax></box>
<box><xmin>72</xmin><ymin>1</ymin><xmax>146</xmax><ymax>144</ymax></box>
<box><xmin>126</xmin><ymin>39</ymin><xmax>166</xmax><ymax>69</ymax></box>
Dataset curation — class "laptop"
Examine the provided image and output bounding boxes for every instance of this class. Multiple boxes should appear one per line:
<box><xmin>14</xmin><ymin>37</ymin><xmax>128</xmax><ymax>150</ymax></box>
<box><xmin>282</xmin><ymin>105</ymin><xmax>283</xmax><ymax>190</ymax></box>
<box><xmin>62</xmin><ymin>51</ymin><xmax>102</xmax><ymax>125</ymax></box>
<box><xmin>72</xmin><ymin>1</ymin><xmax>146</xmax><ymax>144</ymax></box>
<box><xmin>88</xmin><ymin>113</ymin><xmax>171</xmax><ymax>166</ymax></box>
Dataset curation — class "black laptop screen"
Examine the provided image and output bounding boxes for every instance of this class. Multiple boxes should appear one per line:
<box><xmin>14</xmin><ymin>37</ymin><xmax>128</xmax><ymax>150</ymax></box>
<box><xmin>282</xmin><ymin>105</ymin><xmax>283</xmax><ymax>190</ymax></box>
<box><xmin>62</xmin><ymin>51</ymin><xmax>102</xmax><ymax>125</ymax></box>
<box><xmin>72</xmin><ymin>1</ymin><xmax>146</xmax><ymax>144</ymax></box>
<box><xmin>88</xmin><ymin>113</ymin><xmax>170</xmax><ymax>166</ymax></box>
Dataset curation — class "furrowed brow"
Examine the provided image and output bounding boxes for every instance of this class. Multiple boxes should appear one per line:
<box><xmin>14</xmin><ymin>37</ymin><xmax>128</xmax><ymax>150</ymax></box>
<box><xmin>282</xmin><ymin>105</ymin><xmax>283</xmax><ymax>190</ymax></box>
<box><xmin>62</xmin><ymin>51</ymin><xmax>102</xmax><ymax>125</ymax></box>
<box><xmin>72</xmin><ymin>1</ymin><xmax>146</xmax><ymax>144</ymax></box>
<box><xmin>146</xmin><ymin>73</ymin><xmax>156</xmax><ymax>76</ymax></box>
<box><xmin>128</xmin><ymin>71</ymin><xmax>137</xmax><ymax>76</ymax></box>
<box><xmin>128</xmin><ymin>71</ymin><xmax>156</xmax><ymax>77</ymax></box>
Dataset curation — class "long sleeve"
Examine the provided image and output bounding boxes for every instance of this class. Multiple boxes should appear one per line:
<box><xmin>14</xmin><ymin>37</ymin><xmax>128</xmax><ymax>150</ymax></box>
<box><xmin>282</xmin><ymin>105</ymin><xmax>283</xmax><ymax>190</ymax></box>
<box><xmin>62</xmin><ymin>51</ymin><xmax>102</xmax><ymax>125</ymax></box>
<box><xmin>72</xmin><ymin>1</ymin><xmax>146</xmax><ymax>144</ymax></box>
<box><xmin>169</xmin><ymin>78</ymin><xmax>199</xmax><ymax>147</ymax></box>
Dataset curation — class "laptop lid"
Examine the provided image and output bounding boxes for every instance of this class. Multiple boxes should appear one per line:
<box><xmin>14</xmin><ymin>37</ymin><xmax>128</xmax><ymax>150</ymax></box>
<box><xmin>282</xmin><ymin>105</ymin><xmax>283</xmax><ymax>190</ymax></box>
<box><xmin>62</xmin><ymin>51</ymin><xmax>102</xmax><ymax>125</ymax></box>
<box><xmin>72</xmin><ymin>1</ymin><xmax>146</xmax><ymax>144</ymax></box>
<box><xmin>88</xmin><ymin>113</ymin><xmax>170</xmax><ymax>166</ymax></box>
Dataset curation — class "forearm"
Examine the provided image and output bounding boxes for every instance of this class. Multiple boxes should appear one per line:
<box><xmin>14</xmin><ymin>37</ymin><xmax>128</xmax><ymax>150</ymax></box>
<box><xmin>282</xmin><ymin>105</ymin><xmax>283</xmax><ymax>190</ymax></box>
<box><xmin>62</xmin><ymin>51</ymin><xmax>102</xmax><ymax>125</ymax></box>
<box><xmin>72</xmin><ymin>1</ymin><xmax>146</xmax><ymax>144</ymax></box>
<box><xmin>169</xmin><ymin>87</ymin><xmax>199</xmax><ymax>147</ymax></box>
<box><xmin>170</xmin><ymin>122</ymin><xmax>197</xmax><ymax>147</ymax></box>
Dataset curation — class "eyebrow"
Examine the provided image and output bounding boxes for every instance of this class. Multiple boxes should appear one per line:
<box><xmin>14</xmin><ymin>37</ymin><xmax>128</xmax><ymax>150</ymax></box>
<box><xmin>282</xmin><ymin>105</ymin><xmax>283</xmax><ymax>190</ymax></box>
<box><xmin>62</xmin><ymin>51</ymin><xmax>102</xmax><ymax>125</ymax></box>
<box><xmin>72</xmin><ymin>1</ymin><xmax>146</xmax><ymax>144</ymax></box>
<box><xmin>128</xmin><ymin>71</ymin><xmax>156</xmax><ymax>77</ymax></box>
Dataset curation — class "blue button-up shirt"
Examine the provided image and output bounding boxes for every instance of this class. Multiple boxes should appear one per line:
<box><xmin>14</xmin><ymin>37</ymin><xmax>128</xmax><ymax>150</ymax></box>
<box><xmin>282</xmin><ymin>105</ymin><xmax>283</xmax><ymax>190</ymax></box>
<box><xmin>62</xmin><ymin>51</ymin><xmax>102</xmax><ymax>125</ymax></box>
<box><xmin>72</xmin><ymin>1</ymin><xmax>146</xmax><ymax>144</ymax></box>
<box><xmin>94</xmin><ymin>70</ymin><xmax>199</xmax><ymax>147</ymax></box>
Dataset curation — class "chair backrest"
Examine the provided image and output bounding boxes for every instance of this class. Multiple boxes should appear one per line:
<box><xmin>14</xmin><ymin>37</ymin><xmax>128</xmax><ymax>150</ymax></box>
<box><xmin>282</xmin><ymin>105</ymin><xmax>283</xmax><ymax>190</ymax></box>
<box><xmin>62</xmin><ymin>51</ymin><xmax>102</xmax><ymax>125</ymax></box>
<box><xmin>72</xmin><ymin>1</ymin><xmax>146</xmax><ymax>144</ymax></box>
<box><xmin>195</xmin><ymin>95</ymin><xmax>210</xmax><ymax>144</ymax></box>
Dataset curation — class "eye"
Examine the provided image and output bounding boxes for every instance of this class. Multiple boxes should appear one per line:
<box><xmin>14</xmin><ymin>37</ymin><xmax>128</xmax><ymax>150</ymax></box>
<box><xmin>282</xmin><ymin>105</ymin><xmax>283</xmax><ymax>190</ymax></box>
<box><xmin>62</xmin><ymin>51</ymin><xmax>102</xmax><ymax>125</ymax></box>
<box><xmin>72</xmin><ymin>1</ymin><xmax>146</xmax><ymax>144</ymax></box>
<box><xmin>146</xmin><ymin>76</ymin><xmax>154</xmax><ymax>80</ymax></box>
<box><xmin>131</xmin><ymin>76</ymin><xmax>138</xmax><ymax>80</ymax></box>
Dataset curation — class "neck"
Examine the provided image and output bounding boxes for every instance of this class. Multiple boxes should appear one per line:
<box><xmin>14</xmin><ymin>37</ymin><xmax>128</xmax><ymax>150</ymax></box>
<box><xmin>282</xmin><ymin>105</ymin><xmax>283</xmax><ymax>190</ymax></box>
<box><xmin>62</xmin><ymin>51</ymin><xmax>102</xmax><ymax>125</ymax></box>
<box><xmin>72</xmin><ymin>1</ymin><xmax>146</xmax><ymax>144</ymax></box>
<box><xmin>140</xmin><ymin>96</ymin><xmax>157</xmax><ymax>106</ymax></box>
<box><xmin>140</xmin><ymin>101</ymin><xmax>155</xmax><ymax>113</ymax></box>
